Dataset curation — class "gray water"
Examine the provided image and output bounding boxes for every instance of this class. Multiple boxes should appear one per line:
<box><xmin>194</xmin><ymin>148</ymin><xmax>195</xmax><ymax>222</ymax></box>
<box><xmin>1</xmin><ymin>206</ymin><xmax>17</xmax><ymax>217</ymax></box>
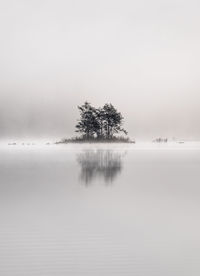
<box><xmin>1</xmin><ymin>143</ymin><xmax>200</xmax><ymax>276</ymax></box>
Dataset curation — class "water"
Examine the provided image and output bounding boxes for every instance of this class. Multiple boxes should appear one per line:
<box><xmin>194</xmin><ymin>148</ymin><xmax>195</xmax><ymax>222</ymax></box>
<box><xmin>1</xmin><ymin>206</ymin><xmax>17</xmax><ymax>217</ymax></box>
<box><xmin>0</xmin><ymin>143</ymin><xmax>200</xmax><ymax>276</ymax></box>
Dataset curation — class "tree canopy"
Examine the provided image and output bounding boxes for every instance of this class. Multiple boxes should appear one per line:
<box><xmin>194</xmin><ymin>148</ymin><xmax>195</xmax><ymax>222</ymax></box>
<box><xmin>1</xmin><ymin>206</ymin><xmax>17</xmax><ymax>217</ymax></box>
<box><xmin>75</xmin><ymin>102</ymin><xmax>127</xmax><ymax>140</ymax></box>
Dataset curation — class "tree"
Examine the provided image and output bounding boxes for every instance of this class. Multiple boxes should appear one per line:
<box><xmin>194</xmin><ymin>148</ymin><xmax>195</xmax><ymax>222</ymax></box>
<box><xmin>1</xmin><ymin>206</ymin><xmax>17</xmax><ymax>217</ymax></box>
<box><xmin>102</xmin><ymin>104</ymin><xmax>127</xmax><ymax>139</ymax></box>
<box><xmin>75</xmin><ymin>102</ymin><xmax>127</xmax><ymax>139</ymax></box>
<box><xmin>95</xmin><ymin>107</ymin><xmax>105</xmax><ymax>138</ymax></box>
<box><xmin>75</xmin><ymin>102</ymin><xmax>98</xmax><ymax>139</ymax></box>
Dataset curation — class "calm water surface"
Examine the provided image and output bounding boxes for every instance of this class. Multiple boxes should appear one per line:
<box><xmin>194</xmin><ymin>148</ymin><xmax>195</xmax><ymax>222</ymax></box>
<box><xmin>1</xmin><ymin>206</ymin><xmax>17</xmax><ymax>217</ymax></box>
<box><xmin>0</xmin><ymin>143</ymin><xmax>200</xmax><ymax>276</ymax></box>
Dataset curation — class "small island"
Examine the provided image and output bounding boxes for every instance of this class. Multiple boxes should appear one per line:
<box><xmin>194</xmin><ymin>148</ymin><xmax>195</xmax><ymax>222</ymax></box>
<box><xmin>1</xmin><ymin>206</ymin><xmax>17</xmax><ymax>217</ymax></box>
<box><xmin>57</xmin><ymin>102</ymin><xmax>134</xmax><ymax>143</ymax></box>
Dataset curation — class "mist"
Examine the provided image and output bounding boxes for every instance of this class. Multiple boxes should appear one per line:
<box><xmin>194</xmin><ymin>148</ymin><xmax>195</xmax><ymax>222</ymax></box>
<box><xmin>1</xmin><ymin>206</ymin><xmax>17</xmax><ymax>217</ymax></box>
<box><xmin>0</xmin><ymin>0</ymin><xmax>200</xmax><ymax>140</ymax></box>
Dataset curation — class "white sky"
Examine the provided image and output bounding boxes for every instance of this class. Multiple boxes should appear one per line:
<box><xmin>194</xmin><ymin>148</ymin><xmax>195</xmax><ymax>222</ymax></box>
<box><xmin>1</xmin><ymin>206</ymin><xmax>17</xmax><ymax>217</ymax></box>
<box><xmin>0</xmin><ymin>0</ymin><xmax>200</xmax><ymax>140</ymax></box>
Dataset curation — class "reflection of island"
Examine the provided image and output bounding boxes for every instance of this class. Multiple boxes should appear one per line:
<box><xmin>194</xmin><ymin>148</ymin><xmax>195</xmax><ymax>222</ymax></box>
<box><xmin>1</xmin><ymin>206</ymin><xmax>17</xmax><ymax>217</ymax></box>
<box><xmin>77</xmin><ymin>150</ymin><xmax>126</xmax><ymax>185</ymax></box>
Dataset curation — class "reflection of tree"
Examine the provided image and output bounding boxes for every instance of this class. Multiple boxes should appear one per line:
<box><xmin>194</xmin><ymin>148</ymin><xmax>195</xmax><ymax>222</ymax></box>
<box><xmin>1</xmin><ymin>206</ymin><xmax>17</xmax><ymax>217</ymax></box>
<box><xmin>77</xmin><ymin>150</ymin><xmax>125</xmax><ymax>185</ymax></box>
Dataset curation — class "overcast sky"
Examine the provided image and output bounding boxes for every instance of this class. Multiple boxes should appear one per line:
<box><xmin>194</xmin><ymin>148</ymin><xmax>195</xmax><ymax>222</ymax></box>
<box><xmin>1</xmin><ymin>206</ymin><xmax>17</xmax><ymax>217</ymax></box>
<box><xmin>0</xmin><ymin>0</ymin><xmax>200</xmax><ymax>140</ymax></box>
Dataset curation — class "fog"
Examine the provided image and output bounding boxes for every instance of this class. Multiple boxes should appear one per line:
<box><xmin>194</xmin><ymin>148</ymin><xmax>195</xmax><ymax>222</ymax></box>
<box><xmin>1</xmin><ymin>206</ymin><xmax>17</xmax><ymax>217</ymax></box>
<box><xmin>0</xmin><ymin>0</ymin><xmax>200</xmax><ymax>140</ymax></box>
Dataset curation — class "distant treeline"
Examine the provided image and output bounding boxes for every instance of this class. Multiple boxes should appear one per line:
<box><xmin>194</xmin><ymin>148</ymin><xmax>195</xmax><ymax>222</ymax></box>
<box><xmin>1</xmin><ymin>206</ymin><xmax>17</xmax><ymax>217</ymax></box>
<box><xmin>75</xmin><ymin>102</ymin><xmax>128</xmax><ymax>140</ymax></box>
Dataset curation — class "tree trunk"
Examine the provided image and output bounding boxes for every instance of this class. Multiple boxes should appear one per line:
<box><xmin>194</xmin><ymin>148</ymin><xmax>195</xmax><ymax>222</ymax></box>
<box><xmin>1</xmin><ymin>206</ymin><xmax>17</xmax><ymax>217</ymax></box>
<box><xmin>107</xmin><ymin>125</ymin><xmax>110</xmax><ymax>139</ymax></box>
